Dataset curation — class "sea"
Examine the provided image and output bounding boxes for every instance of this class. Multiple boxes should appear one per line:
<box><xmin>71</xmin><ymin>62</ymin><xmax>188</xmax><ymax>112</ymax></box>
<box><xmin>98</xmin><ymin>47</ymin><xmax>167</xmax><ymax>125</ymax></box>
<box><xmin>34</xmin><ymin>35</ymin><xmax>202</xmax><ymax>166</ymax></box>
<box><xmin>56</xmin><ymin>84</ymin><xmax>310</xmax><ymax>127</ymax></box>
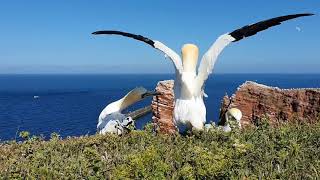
<box><xmin>0</xmin><ymin>74</ymin><xmax>319</xmax><ymax>141</ymax></box>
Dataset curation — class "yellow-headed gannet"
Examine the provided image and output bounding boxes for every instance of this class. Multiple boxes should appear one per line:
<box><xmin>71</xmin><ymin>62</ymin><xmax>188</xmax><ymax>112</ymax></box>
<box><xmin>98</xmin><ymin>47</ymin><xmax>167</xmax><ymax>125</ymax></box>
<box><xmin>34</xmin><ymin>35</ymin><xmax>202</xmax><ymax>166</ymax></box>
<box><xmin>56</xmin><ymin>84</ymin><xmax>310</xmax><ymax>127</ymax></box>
<box><xmin>223</xmin><ymin>108</ymin><xmax>243</xmax><ymax>132</ymax></box>
<box><xmin>92</xmin><ymin>13</ymin><xmax>313</xmax><ymax>133</ymax></box>
<box><xmin>97</xmin><ymin>87</ymin><xmax>160</xmax><ymax>135</ymax></box>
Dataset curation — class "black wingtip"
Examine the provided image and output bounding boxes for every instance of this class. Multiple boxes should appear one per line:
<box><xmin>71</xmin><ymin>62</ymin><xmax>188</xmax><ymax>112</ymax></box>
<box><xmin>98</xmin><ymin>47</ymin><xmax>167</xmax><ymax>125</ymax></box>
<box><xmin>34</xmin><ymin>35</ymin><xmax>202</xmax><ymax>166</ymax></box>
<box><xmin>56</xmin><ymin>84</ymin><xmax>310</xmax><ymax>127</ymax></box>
<box><xmin>229</xmin><ymin>13</ymin><xmax>315</xmax><ymax>42</ymax></box>
<box><xmin>304</xmin><ymin>13</ymin><xmax>315</xmax><ymax>16</ymax></box>
<box><xmin>294</xmin><ymin>13</ymin><xmax>315</xmax><ymax>17</ymax></box>
<box><xmin>92</xmin><ymin>31</ymin><xmax>107</xmax><ymax>35</ymax></box>
<box><xmin>90</xmin><ymin>30</ymin><xmax>155</xmax><ymax>47</ymax></box>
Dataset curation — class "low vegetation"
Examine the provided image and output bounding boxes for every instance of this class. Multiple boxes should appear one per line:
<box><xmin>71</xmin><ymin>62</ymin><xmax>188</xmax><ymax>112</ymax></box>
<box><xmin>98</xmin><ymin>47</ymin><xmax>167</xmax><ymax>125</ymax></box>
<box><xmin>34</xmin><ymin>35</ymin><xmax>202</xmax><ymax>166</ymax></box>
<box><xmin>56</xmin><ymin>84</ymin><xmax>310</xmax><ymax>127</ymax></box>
<box><xmin>0</xmin><ymin>119</ymin><xmax>319</xmax><ymax>179</ymax></box>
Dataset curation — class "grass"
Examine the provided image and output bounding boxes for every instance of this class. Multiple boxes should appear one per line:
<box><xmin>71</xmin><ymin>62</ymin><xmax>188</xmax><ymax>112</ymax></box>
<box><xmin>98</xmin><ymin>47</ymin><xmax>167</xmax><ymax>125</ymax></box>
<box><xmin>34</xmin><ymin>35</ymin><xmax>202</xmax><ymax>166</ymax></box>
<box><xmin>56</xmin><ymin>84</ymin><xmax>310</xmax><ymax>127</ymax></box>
<box><xmin>0</xmin><ymin>119</ymin><xmax>319</xmax><ymax>179</ymax></box>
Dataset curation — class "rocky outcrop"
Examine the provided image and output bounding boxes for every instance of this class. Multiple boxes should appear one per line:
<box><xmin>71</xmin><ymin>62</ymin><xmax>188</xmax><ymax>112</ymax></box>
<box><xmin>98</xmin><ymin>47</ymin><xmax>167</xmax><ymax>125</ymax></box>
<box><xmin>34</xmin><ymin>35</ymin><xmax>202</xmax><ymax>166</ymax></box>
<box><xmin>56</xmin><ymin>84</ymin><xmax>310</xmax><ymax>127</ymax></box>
<box><xmin>221</xmin><ymin>81</ymin><xmax>320</xmax><ymax>127</ymax></box>
<box><xmin>152</xmin><ymin>80</ymin><xmax>320</xmax><ymax>132</ymax></box>
<box><xmin>151</xmin><ymin>80</ymin><xmax>176</xmax><ymax>134</ymax></box>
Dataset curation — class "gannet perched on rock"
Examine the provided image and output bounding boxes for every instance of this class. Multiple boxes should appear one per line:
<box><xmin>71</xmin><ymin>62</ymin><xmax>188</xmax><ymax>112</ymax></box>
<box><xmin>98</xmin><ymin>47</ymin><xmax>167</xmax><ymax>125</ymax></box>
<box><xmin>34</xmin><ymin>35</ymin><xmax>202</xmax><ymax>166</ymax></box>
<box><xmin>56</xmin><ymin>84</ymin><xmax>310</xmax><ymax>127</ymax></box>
<box><xmin>97</xmin><ymin>87</ymin><xmax>160</xmax><ymax>135</ymax></box>
<box><xmin>92</xmin><ymin>13</ymin><xmax>313</xmax><ymax>133</ymax></box>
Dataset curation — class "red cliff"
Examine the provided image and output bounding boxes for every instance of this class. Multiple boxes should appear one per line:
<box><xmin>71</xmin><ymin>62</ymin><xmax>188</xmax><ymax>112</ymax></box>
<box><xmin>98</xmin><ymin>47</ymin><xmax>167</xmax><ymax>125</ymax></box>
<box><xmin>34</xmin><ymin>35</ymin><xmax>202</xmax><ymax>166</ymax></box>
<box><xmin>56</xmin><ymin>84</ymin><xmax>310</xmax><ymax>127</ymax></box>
<box><xmin>221</xmin><ymin>81</ymin><xmax>320</xmax><ymax>127</ymax></box>
<box><xmin>152</xmin><ymin>80</ymin><xmax>320</xmax><ymax>133</ymax></box>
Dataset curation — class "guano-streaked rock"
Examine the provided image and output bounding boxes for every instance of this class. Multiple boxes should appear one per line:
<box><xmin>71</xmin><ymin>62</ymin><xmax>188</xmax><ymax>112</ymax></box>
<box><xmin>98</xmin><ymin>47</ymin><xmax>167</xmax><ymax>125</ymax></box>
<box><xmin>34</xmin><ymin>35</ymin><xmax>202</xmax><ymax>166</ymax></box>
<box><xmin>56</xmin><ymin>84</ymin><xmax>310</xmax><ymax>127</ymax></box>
<box><xmin>151</xmin><ymin>80</ymin><xmax>176</xmax><ymax>134</ymax></box>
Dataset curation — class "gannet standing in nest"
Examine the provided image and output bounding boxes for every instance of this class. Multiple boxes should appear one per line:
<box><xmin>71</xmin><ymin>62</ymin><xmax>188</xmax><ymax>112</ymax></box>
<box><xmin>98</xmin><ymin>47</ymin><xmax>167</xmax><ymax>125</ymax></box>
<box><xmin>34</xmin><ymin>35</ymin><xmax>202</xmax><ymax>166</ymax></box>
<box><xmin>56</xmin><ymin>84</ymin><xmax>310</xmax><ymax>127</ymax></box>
<box><xmin>97</xmin><ymin>87</ymin><xmax>160</xmax><ymax>135</ymax></box>
<box><xmin>92</xmin><ymin>13</ymin><xmax>313</xmax><ymax>133</ymax></box>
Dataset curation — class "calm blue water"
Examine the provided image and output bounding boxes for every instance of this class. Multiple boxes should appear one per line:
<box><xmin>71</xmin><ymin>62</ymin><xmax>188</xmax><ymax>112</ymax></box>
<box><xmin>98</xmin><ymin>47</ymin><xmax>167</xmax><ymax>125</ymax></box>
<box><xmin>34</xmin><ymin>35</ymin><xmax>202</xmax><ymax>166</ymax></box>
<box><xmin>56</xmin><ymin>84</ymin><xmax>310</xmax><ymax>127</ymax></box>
<box><xmin>0</xmin><ymin>74</ymin><xmax>319</xmax><ymax>141</ymax></box>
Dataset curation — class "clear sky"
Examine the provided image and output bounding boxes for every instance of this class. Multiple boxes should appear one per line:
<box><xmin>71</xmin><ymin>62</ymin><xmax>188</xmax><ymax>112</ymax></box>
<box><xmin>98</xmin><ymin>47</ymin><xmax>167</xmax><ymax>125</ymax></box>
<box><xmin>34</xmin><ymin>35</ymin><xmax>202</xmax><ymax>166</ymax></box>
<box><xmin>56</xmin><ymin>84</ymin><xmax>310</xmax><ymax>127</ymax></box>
<box><xmin>0</xmin><ymin>0</ymin><xmax>319</xmax><ymax>74</ymax></box>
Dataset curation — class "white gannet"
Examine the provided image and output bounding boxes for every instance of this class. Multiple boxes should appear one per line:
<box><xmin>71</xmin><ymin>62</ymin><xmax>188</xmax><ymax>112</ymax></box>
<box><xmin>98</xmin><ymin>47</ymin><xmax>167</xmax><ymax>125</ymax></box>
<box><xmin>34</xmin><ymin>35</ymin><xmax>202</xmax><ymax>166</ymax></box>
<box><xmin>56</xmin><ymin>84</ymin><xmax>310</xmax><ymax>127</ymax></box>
<box><xmin>97</xmin><ymin>87</ymin><xmax>160</xmax><ymax>135</ymax></box>
<box><xmin>222</xmin><ymin>108</ymin><xmax>243</xmax><ymax>132</ymax></box>
<box><xmin>92</xmin><ymin>13</ymin><xmax>313</xmax><ymax>133</ymax></box>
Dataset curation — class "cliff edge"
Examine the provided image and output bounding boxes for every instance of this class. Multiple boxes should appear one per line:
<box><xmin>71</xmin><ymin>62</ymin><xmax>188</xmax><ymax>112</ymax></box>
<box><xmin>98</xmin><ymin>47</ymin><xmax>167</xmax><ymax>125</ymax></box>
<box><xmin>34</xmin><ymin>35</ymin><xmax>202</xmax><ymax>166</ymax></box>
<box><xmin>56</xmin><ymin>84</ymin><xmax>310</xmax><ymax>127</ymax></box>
<box><xmin>220</xmin><ymin>81</ymin><xmax>320</xmax><ymax>127</ymax></box>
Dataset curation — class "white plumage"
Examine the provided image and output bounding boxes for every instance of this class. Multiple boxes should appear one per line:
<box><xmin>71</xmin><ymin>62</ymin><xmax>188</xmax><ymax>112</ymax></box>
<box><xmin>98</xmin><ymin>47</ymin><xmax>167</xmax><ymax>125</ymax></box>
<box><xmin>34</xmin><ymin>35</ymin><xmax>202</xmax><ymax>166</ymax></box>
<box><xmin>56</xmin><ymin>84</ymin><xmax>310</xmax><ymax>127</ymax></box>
<box><xmin>223</xmin><ymin>108</ymin><xmax>243</xmax><ymax>132</ymax></box>
<box><xmin>97</xmin><ymin>87</ymin><xmax>157</xmax><ymax>135</ymax></box>
<box><xmin>92</xmin><ymin>13</ymin><xmax>313</xmax><ymax>133</ymax></box>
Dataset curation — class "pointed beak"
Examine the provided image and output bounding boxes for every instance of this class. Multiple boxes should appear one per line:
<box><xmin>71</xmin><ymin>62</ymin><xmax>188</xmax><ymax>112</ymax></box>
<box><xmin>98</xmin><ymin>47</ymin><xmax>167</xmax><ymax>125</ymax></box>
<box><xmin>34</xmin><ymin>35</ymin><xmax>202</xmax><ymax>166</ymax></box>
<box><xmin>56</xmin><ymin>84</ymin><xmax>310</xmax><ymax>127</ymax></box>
<box><xmin>141</xmin><ymin>91</ymin><xmax>162</xmax><ymax>98</ymax></box>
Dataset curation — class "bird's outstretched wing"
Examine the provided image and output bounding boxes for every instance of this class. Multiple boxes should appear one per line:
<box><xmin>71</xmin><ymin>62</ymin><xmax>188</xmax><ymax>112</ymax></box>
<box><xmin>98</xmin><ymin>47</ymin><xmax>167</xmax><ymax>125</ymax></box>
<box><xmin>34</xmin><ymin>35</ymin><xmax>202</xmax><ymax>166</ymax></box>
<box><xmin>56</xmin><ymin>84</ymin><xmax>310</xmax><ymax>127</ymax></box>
<box><xmin>92</xmin><ymin>30</ymin><xmax>183</xmax><ymax>73</ymax></box>
<box><xmin>229</xmin><ymin>13</ymin><xmax>314</xmax><ymax>42</ymax></box>
<box><xmin>196</xmin><ymin>13</ymin><xmax>314</xmax><ymax>87</ymax></box>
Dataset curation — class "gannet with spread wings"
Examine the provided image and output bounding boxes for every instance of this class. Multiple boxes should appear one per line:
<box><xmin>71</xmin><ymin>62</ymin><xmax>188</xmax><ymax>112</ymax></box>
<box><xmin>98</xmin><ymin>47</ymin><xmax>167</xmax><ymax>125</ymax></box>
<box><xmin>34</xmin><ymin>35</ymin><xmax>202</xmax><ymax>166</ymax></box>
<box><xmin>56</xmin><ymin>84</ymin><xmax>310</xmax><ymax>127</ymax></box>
<box><xmin>92</xmin><ymin>13</ymin><xmax>314</xmax><ymax>133</ymax></box>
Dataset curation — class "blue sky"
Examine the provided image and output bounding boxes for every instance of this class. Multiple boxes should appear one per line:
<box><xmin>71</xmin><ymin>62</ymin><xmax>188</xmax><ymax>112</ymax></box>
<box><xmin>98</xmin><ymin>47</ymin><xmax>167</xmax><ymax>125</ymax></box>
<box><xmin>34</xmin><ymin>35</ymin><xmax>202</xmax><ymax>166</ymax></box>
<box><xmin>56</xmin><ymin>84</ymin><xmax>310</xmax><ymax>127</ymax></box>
<box><xmin>0</xmin><ymin>0</ymin><xmax>319</xmax><ymax>74</ymax></box>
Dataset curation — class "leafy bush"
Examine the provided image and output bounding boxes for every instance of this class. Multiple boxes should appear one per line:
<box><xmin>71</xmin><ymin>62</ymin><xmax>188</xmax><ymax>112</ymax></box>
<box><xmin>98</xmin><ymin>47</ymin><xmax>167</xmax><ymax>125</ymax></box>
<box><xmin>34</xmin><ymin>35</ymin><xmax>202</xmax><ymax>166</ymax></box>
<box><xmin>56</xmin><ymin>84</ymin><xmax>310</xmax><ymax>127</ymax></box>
<box><xmin>0</xmin><ymin>120</ymin><xmax>319</xmax><ymax>179</ymax></box>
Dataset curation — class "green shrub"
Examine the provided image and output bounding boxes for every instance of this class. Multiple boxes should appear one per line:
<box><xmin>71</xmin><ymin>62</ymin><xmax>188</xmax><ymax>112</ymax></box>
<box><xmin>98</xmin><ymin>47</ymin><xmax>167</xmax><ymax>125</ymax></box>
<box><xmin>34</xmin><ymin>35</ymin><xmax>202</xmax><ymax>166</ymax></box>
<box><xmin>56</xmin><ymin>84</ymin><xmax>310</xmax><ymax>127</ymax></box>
<box><xmin>0</xmin><ymin>121</ymin><xmax>319</xmax><ymax>179</ymax></box>
<box><xmin>19</xmin><ymin>131</ymin><xmax>30</xmax><ymax>140</ymax></box>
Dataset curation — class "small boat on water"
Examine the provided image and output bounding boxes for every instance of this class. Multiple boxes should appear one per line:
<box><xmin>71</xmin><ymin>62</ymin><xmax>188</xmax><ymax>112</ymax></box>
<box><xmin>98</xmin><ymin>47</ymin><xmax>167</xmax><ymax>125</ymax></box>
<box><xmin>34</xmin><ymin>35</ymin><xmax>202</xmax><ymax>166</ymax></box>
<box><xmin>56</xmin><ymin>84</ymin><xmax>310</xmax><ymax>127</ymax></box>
<box><xmin>33</xmin><ymin>96</ymin><xmax>40</xmax><ymax>99</ymax></box>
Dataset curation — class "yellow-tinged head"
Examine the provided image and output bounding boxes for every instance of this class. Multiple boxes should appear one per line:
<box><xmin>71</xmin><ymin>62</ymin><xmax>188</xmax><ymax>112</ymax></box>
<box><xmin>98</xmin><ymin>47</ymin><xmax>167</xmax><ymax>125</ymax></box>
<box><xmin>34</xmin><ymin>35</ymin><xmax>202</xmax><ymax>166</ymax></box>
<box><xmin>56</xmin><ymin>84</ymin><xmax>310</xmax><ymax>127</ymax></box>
<box><xmin>226</xmin><ymin>108</ymin><xmax>242</xmax><ymax>128</ymax></box>
<box><xmin>181</xmin><ymin>44</ymin><xmax>199</xmax><ymax>72</ymax></box>
<box><xmin>227</xmin><ymin>108</ymin><xmax>242</xmax><ymax>121</ymax></box>
<box><xmin>120</xmin><ymin>87</ymin><xmax>160</xmax><ymax>110</ymax></box>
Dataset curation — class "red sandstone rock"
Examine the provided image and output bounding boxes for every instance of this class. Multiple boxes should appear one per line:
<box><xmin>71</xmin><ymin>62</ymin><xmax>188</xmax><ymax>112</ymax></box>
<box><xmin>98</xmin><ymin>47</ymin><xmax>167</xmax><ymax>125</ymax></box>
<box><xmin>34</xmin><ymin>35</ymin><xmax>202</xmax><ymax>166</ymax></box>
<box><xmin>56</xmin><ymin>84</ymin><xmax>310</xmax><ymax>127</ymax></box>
<box><xmin>152</xmin><ymin>80</ymin><xmax>320</xmax><ymax>133</ymax></box>
<box><xmin>151</xmin><ymin>80</ymin><xmax>176</xmax><ymax>134</ymax></box>
<box><xmin>221</xmin><ymin>81</ymin><xmax>320</xmax><ymax>127</ymax></box>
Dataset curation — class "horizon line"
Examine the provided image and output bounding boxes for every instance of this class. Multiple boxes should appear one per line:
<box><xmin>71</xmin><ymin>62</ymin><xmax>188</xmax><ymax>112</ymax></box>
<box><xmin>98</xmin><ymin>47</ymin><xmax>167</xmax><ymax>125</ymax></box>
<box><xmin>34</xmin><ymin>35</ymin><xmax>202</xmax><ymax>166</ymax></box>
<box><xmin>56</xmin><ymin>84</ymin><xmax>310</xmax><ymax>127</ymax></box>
<box><xmin>1</xmin><ymin>73</ymin><xmax>320</xmax><ymax>75</ymax></box>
